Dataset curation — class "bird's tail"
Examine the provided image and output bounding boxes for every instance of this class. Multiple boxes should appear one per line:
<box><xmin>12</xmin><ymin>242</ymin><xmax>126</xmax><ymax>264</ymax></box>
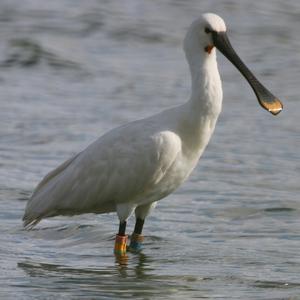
<box><xmin>22</xmin><ymin>214</ymin><xmax>42</xmax><ymax>229</ymax></box>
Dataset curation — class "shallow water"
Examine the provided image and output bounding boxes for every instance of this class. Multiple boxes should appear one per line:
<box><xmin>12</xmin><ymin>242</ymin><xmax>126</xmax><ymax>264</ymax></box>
<box><xmin>0</xmin><ymin>0</ymin><xmax>300</xmax><ymax>299</ymax></box>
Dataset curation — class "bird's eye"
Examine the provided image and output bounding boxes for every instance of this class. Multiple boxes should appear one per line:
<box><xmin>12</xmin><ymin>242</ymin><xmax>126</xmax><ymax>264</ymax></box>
<box><xmin>205</xmin><ymin>27</ymin><xmax>211</xmax><ymax>34</ymax></box>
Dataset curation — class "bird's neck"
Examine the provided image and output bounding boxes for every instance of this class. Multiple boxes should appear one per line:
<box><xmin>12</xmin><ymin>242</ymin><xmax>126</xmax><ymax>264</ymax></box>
<box><xmin>187</xmin><ymin>49</ymin><xmax>222</xmax><ymax>118</ymax></box>
<box><xmin>176</xmin><ymin>49</ymin><xmax>223</xmax><ymax>157</ymax></box>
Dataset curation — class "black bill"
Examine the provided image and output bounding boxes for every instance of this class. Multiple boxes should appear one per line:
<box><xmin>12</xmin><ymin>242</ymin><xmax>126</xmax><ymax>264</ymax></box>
<box><xmin>212</xmin><ymin>31</ymin><xmax>283</xmax><ymax>115</ymax></box>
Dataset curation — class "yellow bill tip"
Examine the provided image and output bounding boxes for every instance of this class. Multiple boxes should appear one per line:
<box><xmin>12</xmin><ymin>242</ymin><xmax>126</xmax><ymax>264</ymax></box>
<box><xmin>262</xmin><ymin>98</ymin><xmax>283</xmax><ymax>116</ymax></box>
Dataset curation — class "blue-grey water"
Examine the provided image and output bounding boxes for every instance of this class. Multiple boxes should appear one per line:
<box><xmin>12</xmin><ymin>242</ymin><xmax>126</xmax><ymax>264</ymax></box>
<box><xmin>0</xmin><ymin>0</ymin><xmax>299</xmax><ymax>299</ymax></box>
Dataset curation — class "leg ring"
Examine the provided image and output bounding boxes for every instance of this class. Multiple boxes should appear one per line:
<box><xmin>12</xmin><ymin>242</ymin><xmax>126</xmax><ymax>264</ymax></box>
<box><xmin>129</xmin><ymin>233</ymin><xmax>144</xmax><ymax>252</ymax></box>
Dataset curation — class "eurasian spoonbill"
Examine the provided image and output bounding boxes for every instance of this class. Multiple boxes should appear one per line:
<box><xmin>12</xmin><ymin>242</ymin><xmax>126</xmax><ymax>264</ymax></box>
<box><xmin>23</xmin><ymin>13</ymin><xmax>283</xmax><ymax>255</ymax></box>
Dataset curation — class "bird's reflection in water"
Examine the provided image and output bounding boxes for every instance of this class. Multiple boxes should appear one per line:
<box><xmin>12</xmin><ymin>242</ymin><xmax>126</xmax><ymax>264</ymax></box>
<box><xmin>114</xmin><ymin>251</ymin><xmax>150</xmax><ymax>278</ymax></box>
<box><xmin>19</xmin><ymin>252</ymin><xmax>151</xmax><ymax>279</ymax></box>
<box><xmin>18</xmin><ymin>251</ymin><xmax>160</xmax><ymax>290</ymax></box>
<box><xmin>17</xmin><ymin>252</ymin><xmax>184</xmax><ymax>299</ymax></box>
<box><xmin>114</xmin><ymin>253</ymin><xmax>129</xmax><ymax>268</ymax></box>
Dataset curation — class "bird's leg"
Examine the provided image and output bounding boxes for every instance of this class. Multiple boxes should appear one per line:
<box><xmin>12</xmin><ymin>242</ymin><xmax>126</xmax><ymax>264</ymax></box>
<box><xmin>133</xmin><ymin>218</ymin><xmax>144</xmax><ymax>235</ymax></box>
<box><xmin>129</xmin><ymin>202</ymin><xmax>156</xmax><ymax>252</ymax></box>
<box><xmin>114</xmin><ymin>221</ymin><xmax>128</xmax><ymax>256</ymax></box>
<box><xmin>118</xmin><ymin>220</ymin><xmax>127</xmax><ymax>236</ymax></box>
<box><xmin>129</xmin><ymin>218</ymin><xmax>144</xmax><ymax>252</ymax></box>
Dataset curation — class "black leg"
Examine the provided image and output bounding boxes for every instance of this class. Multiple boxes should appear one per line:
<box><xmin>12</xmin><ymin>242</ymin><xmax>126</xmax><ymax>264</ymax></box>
<box><xmin>129</xmin><ymin>218</ymin><xmax>144</xmax><ymax>251</ymax></box>
<box><xmin>133</xmin><ymin>218</ymin><xmax>144</xmax><ymax>235</ymax></box>
<box><xmin>118</xmin><ymin>221</ymin><xmax>127</xmax><ymax>236</ymax></box>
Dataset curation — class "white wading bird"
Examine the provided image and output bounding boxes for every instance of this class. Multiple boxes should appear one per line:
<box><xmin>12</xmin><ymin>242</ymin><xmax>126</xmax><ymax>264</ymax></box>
<box><xmin>23</xmin><ymin>13</ymin><xmax>283</xmax><ymax>255</ymax></box>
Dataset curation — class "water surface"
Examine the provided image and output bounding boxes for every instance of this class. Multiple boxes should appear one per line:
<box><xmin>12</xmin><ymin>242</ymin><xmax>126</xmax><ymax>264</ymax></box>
<box><xmin>0</xmin><ymin>0</ymin><xmax>299</xmax><ymax>299</ymax></box>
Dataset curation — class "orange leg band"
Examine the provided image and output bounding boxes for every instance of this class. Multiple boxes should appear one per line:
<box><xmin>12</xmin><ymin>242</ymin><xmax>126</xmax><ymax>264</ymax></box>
<box><xmin>114</xmin><ymin>234</ymin><xmax>128</xmax><ymax>256</ymax></box>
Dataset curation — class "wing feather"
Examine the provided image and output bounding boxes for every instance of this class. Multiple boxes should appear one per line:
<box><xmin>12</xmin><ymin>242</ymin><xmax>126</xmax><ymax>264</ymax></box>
<box><xmin>23</xmin><ymin>120</ymin><xmax>182</xmax><ymax>227</ymax></box>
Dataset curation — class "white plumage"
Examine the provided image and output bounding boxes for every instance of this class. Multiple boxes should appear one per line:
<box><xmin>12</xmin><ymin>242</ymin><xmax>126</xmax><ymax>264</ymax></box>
<box><xmin>23</xmin><ymin>13</ymin><xmax>282</xmax><ymax>232</ymax></box>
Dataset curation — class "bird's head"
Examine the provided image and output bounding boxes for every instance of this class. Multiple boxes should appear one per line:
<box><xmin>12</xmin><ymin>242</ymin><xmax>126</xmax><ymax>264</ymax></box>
<box><xmin>201</xmin><ymin>13</ymin><xmax>227</xmax><ymax>55</ymax></box>
<box><xmin>184</xmin><ymin>13</ymin><xmax>283</xmax><ymax>115</ymax></box>
<box><xmin>184</xmin><ymin>13</ymin><xmax>226</xmax><ymax>57</ymax></box>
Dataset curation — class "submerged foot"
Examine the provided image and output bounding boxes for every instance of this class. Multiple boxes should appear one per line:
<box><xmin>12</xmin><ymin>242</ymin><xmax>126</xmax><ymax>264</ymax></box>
<box><xmin>128</xmin><ymin>233</ymin><xmax>144</xmax><ymax>252</ymax></box>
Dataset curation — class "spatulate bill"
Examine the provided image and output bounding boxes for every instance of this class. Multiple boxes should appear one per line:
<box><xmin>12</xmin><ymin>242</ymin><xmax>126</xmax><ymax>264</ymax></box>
<box><xmin>212</xmin><ymin>31</ymin><xmax>283</xmax><ymax>115</ymax></box>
